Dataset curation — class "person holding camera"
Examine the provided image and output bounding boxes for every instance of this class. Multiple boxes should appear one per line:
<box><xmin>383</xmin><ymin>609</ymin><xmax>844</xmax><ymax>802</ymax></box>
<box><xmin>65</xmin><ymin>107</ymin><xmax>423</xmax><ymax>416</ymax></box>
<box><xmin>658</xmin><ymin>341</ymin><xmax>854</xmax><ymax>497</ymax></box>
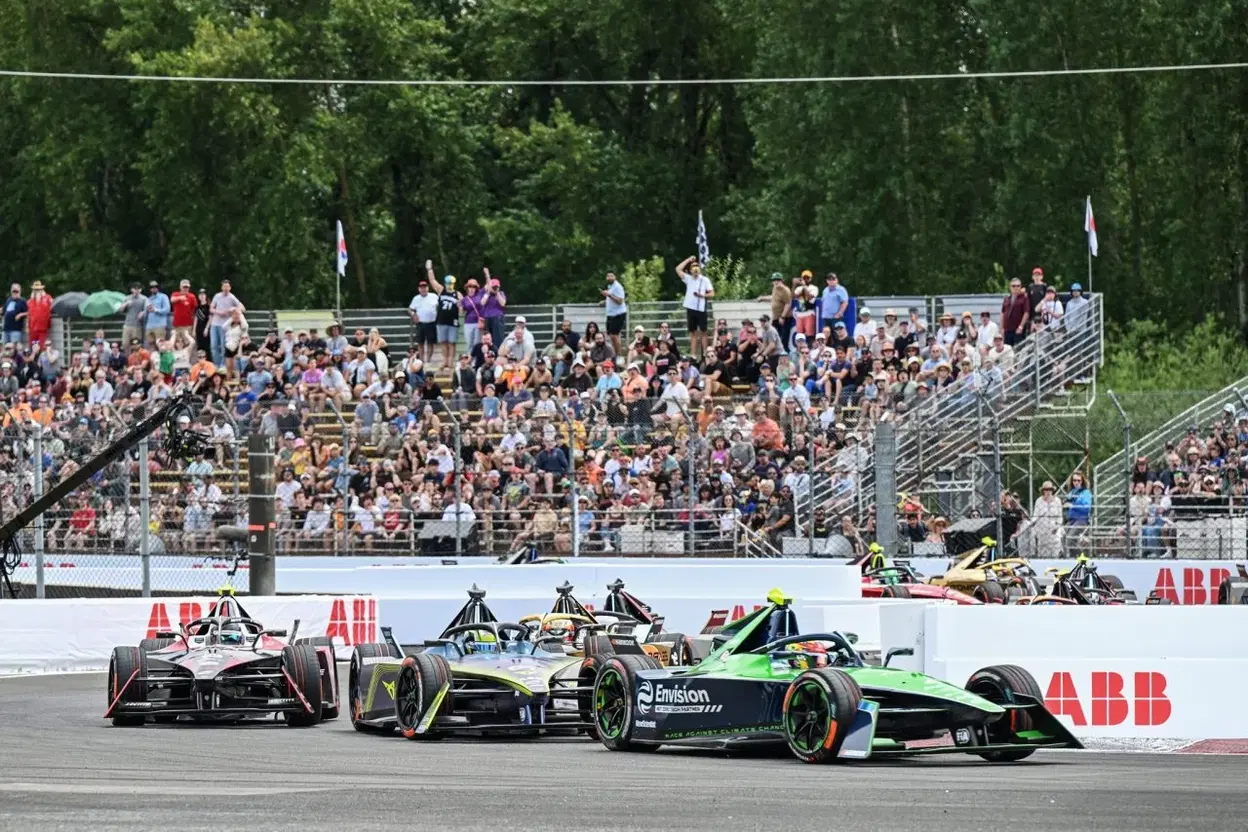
<box><xmin>478</xmin><ymin>269</ymin><xmax>508</xmax><ymax>346</ymax></box>
<box><xmin>676</xmin><ymin>255</ymin><xmax>714</xmax><ymax>359</ymax></box>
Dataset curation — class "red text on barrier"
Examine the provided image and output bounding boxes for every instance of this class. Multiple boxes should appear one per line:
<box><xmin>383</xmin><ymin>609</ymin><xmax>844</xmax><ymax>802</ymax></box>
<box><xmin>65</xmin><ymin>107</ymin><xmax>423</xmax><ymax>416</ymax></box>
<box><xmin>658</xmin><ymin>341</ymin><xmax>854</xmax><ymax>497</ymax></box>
<box><xmin>145</xmin><ymin>602</ymin><xmax>205</xmax><ymax>638</ymax></box>
<box><xmin>325</xmin><ymin>598</ymin><xmax>378</xmax><ymax>645</ymax></box>
<box><xmin>1045</xmin><ymin>671</ymin><xmax>1171</xmax><ymax>726</ymax></box>
<box><xmin>1151</xmin><ymin>567</ymin><xmax>1230</xmax><ymax>605</ymax></box>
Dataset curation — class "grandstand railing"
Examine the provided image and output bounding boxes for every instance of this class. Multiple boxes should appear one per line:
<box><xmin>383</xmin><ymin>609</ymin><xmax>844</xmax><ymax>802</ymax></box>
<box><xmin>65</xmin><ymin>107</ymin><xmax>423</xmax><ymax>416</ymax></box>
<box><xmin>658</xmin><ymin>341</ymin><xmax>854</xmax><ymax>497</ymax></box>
<box><xmin>1092</xmin><ymin>376</ymin><xmax>1248</xmax><ymax>521</ymax></box>
<box><xmin>67</xmin><ymin>294</ymin><xmax>1061</xmax><ymax>369</ymax></box>
<box><xmin>809</xmin><ymin>294</ymin><xmax>1104</xmax><ymax>523</ymax></box>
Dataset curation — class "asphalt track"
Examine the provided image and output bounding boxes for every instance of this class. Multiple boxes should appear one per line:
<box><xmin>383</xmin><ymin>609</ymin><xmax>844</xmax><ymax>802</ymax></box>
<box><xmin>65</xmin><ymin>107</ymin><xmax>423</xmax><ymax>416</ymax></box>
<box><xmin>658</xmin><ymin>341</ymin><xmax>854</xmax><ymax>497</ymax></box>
<box><xmin>4</xmin><ymin>671</ymin><xmax>1248</xmax><ymax>832</ymax></box>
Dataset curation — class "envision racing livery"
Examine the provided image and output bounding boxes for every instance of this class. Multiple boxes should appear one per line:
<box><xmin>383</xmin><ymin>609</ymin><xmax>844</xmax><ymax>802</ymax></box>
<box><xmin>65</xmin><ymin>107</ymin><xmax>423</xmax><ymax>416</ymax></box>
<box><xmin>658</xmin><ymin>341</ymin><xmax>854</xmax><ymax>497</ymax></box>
<box><xmin>591</xmin><ymin>589</ymin><xmax>1083</xmax><ymax>762</ymax></box>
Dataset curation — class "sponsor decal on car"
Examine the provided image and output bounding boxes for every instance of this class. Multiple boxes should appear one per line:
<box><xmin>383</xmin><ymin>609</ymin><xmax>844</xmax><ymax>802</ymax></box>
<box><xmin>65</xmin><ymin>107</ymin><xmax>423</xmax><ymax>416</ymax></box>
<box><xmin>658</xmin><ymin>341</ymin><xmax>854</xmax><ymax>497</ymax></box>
<box><xmin>664</xmin><ymin>724</ymin><xmax>781</xmax><ymax>740</ymax></box>
<box><xmin>635</xmin><ymin>719</ymin><xmax>657</xmax><ymax>729</ymax></box>
<box><xmin>636</xmin><ymin>679</ymin><xmax>723</xmax><ymax>714</ymax></box>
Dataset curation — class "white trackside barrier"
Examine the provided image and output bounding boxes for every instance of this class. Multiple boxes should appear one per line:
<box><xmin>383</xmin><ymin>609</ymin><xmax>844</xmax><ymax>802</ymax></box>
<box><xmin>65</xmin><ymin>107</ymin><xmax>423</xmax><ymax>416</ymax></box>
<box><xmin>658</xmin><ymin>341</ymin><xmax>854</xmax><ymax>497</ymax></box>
<box><xmin>903</xmin><ymin>558</ymin><xmax>1242</xmax><ymax>605</ymax></box>
<box><xmin>7</xmin><ymin>556</ymin><xmax>855</xmax><ymax>595</ymax></box>
<box><xmin>812</xmin><ymin>599</ymin><xmax>957</xmax><ymax>655</ymax></box>
<box><xmin>872</xmin><ymin>603</ymin><xmax>1248</xmax><ymax>739</ymax></box>
<box><xmin>0</xmin><ymin>595</ymin><xmax>379</xmax><ymax>675</ymax></box>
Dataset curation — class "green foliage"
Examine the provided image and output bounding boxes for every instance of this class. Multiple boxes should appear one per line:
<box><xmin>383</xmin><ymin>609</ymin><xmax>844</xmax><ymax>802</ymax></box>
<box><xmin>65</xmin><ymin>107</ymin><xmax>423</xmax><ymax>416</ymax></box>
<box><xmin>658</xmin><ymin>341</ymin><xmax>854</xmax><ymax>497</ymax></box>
<box><xmin>702</xmin><ymin>255</ymin><xmax>761</xmax><ymax>301</ymax></box>
<box><xmin>619</xmin><ymin>257</ymin><xmax>665</xmax><ymax>304</ymax></box>
<box><xmin>0</xmin><ymin>0</ymin><xmax>1245</xmax><ymax>341</ymax></box>
<box><xmin>1101</xmin><ymin>317</ymin><xmax>1248</xmax><ymax>393</ymax></box>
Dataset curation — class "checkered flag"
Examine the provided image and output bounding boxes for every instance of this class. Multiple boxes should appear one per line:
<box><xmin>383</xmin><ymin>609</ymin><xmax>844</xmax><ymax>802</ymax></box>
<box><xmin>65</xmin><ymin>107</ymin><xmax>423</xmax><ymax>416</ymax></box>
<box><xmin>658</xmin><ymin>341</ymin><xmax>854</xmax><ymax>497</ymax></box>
<box><xmin>696</xmin><ymin>210</ymin><xmax>710</xmax><ymax>267</ymax></box>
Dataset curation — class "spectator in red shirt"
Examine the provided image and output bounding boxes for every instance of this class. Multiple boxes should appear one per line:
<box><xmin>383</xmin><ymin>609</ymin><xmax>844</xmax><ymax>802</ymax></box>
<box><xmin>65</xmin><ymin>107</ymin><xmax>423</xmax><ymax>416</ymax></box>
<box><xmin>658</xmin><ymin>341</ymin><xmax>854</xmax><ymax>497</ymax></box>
<box><xmin>171</xmin><ymin>279</ymin><xmax>197</xmax><ymax>342</ymax></box>
<box><xmin>1000</xmin><ymin>277</ymin><xmax>1031</xmax><ymax>347</ymax></box>
<box><xmin>67</xmin><ymin>497</ymin><xmax>96</xmax><ymax>550</ymax></box>
<box><xmin>27</xmin><ymin>281</ymin><xmax>53</xmax><ymax>347</ymax></box>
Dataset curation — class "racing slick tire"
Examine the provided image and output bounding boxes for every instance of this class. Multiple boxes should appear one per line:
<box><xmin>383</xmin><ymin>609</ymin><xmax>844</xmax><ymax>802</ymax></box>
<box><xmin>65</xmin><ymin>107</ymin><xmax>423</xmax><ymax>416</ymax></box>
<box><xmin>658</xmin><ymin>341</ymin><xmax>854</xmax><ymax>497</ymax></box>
<box><xmin>1217</xmin><ymin>578</ymin><xmax>1248</xmax><ymax>605</ymax></box>
<box><xmin>350</xmin><ymin>643</ymin><xmax>398</xmax><ymax>733</ymax></box>
<box><xmin>662</xmin><ymin>633</ymin><xmax>694</xmax><ymax>667</ymax></box>
<box><xmin>395</xmin><ymin>653</ymin><xmax>453</xmax><ymax>740</ymax></box>
<box><xmin>1101</xmin><ymin>574</ymin><xmax>1125</xmax><ymax>592</ymax></box>
<box><xmin>294</xmin><ymin>637</ymin><xmax>339</xmax><ymax>720</ymax></box>
<box><xmin>879</xmin><ymin>585</ymin><xmax>911</xmax><ymax>599</ymax></box>
<box><xmin>578</xmin><ymin>651</ymin><xmax>622</xmax><ymax>740</ymax></box>
<box><xmin>782</xmin><ymin>668</ymin><xmax>863</xmax><ymax>763</ymax></box>
<box><xmin>282</xmin><ymin>644</ymin><xmax>324</xmax><ymax>727</ymax></box>
<box><xmin>139</xmin><ymin>637</ymin><xmax>177</xmax><ymax>653</ymax></box>
<box><xmin>108</xmin><ymin>646</ymin><xmax>148</xmax><ymax>727</ymax></box>
<box><xmin>963</xmin><ymin>664</ymin><xmax>1043</xmax><ymax>762</ymax></box>
<box><xmin>972</xmin><ymin>581</ymin><xmax>1008</xmax><ymax>604</ymax></box>
<box><xmin>592</xmin><ymin>654</ymin><xmax>663</xmax><ymax>752</ymax></box>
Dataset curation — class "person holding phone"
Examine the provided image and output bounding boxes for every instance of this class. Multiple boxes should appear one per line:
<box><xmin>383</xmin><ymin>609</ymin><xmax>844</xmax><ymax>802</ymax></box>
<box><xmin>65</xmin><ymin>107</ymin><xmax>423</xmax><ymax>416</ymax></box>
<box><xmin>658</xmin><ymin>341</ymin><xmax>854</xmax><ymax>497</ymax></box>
<box><xmin>479</xmin><ymin>269</ymin><xmax>508</xmax><ymax>345</ymax></box>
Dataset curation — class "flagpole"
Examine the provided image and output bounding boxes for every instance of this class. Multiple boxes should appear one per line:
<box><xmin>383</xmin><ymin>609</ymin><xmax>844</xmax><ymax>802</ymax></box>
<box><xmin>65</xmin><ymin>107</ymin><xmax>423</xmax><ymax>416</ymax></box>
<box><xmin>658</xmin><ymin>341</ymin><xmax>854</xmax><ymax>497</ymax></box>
<box><xmin>1087</xmin><ymin>245</ymin><xmax>1092</xmax><ymax>295</ymax></box>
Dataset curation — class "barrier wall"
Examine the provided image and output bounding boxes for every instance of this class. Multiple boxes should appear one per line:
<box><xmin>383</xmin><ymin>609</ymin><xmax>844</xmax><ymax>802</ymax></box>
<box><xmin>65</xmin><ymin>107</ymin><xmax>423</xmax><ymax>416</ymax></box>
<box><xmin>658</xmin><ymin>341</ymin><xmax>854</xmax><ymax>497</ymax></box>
<box><xmin>905</xmin><ymin>557</ymin><xmax>1242</xmax><ymax>605</ymax></box>
<box><xmin>0</xmin><ymin>595</ymin><xmax>378</xmax><ymax>674</ymax></box>
<box><xmin>913</xmin><ymin>605</ymin><xmax>1248</xmax><ymax>738</ymax></box>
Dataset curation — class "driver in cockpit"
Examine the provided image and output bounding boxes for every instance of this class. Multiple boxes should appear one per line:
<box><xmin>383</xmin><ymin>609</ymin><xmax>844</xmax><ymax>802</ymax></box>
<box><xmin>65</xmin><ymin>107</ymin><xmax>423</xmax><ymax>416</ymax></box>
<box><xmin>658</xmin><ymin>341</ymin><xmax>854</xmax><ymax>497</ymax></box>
<box><xmin>460</xmin><ymin>629</ymin><xmax>499</xmax><ymax>654</ymax></box>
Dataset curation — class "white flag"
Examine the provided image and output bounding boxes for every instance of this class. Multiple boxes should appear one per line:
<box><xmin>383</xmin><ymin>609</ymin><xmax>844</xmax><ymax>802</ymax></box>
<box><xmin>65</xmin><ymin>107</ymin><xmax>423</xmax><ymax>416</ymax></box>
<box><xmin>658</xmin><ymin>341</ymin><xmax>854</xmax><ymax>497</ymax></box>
<box><xmin>336</xmin><ymin>220</ymin><xmax>349</xmax><ymax>276</ymax></box>
<box><xmin>1084</xmin><ymin>197</ymin><xmax>1098</xmax><ymax>257</ymax></box>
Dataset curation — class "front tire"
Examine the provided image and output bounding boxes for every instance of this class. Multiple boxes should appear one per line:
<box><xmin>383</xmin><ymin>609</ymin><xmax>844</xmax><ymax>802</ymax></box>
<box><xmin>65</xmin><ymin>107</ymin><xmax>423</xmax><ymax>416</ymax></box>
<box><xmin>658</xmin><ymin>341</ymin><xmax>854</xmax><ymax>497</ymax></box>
<box><xmin>282</xmin><ymin>644</ymin><xmax>324</xmax><ymax>727</ymax></box>
<box><xmin>107</xmin><ymin>647</ymin><xmax>147</xmax><ymax>727</ymax></box>
<box><xmin>592</xmin><ymin>654</ymin><xmax>662</xmax><ymax>752</ymax></box>
<box><xmin>880</xmin><ymin>585</ymin><xmax>911</xmax><ymax>599</ymax></box>
<box><xmin>973</xmin><ymin>581</ymin><xmax>1008</xmax><ymax>604</ymax></box>
<box><xmin>395</xmin><ymin>653</ymin><xmax>453</xmax><ymax>740</ymax></box>
<box><xmin>964</xmin><ymin>664</ymin><xmax>1042</xmax><ymax>762</ymax></box>
<box><xmin>782</xmin><ymin>668</ymin><xmax>862</xmax><ymax>763</ymax></box>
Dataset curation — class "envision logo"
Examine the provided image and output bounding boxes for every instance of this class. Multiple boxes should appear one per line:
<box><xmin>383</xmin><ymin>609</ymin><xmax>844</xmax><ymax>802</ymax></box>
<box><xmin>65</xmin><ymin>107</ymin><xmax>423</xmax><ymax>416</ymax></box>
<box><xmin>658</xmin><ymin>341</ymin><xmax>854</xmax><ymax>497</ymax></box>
<box><xmin>636</xmin><ymin>680</ymin><xmax>718</xmax><ymax>714</ymax></box>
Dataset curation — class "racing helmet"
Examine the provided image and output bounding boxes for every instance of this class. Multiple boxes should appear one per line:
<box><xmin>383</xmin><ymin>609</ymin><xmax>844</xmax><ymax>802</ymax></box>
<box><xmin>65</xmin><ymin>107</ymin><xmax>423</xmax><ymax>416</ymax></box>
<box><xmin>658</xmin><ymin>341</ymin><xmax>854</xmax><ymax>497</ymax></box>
<box><xmin>462</xmin><ymin>629</ymin><xmax>498</xmax><ymax>654</ymax></box>
<box><xmin>785</xmin><ymin>641</ymin><xmax>830</xmax><ymax>671</ymax></box>
<box><xmin>218</xmin><ymin>620</ymin><xmax>246</xmax><ymax>645</ymax></box>
<box><xmin>541</xmin><ymin>617</ymin><xmax>577</xmax><ymax>642</ymax></box>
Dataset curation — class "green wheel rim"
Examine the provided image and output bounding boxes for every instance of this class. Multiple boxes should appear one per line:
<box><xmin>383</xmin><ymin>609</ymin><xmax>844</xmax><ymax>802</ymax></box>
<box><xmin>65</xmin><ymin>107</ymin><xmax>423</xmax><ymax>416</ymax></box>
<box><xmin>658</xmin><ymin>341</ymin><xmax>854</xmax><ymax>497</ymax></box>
<box><xmin>595</xmin><ymin>668</ymin><xmax>627</xmax><ymax>739</ymax></box>
<box><xmin>397</xmin><ymin>665</ymin><xmax>421</xmax><ymax>730</ymax></box>
<box><xmin>787</xmin><ymin>681</ymin><xmax>833</xmax><ymax>753</ymax></box>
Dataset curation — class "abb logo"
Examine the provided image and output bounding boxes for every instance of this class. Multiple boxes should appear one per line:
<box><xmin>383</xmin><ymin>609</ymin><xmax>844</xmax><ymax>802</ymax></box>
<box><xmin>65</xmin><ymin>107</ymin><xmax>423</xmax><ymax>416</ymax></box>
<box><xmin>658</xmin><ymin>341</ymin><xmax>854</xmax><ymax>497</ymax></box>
<box><xmin>1151</xmin><ymin>567</ymin><xmax>1230</xmax><ymax>604</ymax></box>
<box><xmin>145</xmin><ymin>602</ymin><xmax>207</xmax><ymax>638</ymax></box>
<box><xmin>1045</xmin><ymin>671</ymin><xmax>1171</xmax><ymax>726</ymax></box>
<box><xmin>729</xmin><ymin>603</ymin><xmax>766</xmax><ymax>621</ymax></box>
<box><xmin>326</xmin><ymin>598</ymin><xmax>377</xmax><ymax>645</ymax></box>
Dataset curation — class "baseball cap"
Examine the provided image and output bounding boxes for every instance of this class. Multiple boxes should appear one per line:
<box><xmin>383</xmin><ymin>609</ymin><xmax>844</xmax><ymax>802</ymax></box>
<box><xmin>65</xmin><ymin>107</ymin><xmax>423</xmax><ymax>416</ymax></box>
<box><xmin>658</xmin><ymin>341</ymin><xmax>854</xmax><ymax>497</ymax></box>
<box><xmin>771</xmin><ymin>272</ymin><xmax>784</xmax><ymax>282</ymax></box>
<box><xmin>1033</xmin><ymin>267</ymin><xmax>1044</xmax><ymax>276</ymax></box>
<box><xmin>516</xmin><ymin>315</ymin><xmax>527</xmax><ymax>324</ymax></box>
<box><xmin>1071</xmin><ymin>283</ymin><xmax>1083</xmax><ymax>291</ymax></box>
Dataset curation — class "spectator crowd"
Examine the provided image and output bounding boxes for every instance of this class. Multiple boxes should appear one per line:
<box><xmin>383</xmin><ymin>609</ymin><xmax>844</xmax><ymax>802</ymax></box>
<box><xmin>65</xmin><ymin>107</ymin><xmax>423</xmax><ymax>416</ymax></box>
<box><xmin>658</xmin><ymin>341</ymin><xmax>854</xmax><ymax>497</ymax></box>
<box><xmin>0</xmin><ymin>262</ymin><xmax>1107</xmax><ymax>558</ymax></box>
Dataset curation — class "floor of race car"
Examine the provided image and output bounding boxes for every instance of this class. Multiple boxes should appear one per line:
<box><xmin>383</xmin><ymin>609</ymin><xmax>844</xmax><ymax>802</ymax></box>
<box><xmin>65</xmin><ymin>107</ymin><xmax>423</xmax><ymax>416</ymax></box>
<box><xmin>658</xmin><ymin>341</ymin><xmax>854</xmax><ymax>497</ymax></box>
<box><xmin>4</xmin><ymin>668</ymin><xmax>1247</xmax><ymax>832</ymax></box>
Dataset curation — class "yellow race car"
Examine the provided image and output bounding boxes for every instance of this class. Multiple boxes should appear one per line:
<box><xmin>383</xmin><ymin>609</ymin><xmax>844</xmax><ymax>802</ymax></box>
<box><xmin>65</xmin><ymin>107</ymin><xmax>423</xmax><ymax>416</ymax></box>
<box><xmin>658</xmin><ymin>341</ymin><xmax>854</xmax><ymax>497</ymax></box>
<box><xmin>520</xmin><ymin>581</ymin><xmax>694</xmax><ymax>666</ymax></box>
<box><xmin>926</xmin><ymin>539</ymin><xmax>1049</xmax><ymax>603</ymax></box>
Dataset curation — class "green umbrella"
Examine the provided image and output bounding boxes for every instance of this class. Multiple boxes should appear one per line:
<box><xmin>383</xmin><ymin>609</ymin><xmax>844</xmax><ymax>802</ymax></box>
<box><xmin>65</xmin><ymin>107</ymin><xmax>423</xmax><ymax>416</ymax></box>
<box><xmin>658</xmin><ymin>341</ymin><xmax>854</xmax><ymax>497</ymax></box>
<box><xmin>78</xmin><ymin>290</ymin><xmax>128</xmax><ymax>319</ymax></box>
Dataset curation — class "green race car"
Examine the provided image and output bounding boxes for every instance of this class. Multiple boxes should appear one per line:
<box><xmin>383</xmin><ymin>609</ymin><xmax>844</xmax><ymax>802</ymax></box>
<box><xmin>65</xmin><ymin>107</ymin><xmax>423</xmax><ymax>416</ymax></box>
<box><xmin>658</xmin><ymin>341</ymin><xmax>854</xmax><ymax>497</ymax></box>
<box><xmin>590</xmin><ymin>590</ymin><xmax>1083</xmax><ymax>763</ymax></box>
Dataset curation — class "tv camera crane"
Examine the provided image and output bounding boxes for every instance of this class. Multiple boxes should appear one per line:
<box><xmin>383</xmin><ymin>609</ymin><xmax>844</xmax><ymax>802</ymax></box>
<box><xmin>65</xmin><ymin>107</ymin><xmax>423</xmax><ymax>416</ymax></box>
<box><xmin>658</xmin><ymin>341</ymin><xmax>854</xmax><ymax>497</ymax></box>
<box><xmin>0</xmin><ymin>390</ymin><xmax>212</xmax><ymax>598</ymax></box>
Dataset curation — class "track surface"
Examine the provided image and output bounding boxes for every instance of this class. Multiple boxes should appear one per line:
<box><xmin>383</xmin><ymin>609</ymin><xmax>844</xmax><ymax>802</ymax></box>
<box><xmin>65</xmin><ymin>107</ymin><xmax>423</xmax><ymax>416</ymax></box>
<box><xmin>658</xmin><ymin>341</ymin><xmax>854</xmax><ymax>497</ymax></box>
<box><xmin>5</xmin><ymin>670</ymin><xmax>1248</xmax><ymax>832</ymax></box>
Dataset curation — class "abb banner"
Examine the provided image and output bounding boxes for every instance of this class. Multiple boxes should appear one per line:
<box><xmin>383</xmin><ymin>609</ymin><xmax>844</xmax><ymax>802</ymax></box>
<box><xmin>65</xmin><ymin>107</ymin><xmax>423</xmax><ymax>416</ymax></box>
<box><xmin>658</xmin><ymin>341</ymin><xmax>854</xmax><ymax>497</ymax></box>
<box><xmin>0</xmin><ymin>595</ymin><xmax>378</xmax><ymax>675</ymax></box>
<box><xmin>918</xmin><ymin>604</ymin><xmax>1248</xmax><ymax>738</ymax></box>
<box><xmin>904</xmin><ymin>558</ymin><xmax>1242</xmax><ymax>605</ymax></box>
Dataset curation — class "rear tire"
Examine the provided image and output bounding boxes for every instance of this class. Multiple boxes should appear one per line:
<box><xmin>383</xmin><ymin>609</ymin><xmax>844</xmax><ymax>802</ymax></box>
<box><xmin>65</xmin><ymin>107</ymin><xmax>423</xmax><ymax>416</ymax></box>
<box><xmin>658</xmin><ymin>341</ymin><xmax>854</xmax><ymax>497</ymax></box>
<box><xmin>294</xmin><ymin>636</ymin><xmax>334</xmax><ymax>647</ymax></box>
<box><xmin>963</xmin><ymin>664</ymin><xmax>1042</xmax><ymax>762</ymax></box>
<box><xmin>395</xmin><ymin>653</ymin><xmax>453</xmax><ymax>740</ymax></box>
<box><xmin>973</xmin><ymin>581</ymin><xmax>1008</xmax><ymax>604</ymax></box>
<box><xmin>107</xmin><ymin>647</ymin><xmax>147</xmax><ymax>727</ymax></box>
<box><xmin>1217</xmin><ymin>578</ymin><xmax>1248</xmax><ymax>605</ymax></box>
<box><xmin>782</xmin><ymin>668</ymin><xmax>862</xmax><ymax>763</ymax></box>
<box><xmin>350</xmin><ymin>643</ymin><xmax>398</xmax><ymax>733</ymax></box>
<box><xmin>282</xmin><ymin>644</ymin><xmax>324</xmax><ymax>727</ymax></box>
<box><xmin>592</xmin><ymin>654</ymin><xmax>662</xmax><ymax>752</ymax></box>
<box><xmin>1101</xmin><ymin>574</ymin><xmax>1125</xmax><ymax>592</ymax></box>
<box><xmin>880</xmin><ymin>585</ymin><xmax>912</xmax><ymax>599</ymax></box>
<box><xmin>664</xmin><ymin>634</ymin><xmax>693</xmax><ymax>666</ymax></box>
<box><xmin>138</xmin><ymin>637</ymin><xmax>177</xmax><ymax>653</ymax></box>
